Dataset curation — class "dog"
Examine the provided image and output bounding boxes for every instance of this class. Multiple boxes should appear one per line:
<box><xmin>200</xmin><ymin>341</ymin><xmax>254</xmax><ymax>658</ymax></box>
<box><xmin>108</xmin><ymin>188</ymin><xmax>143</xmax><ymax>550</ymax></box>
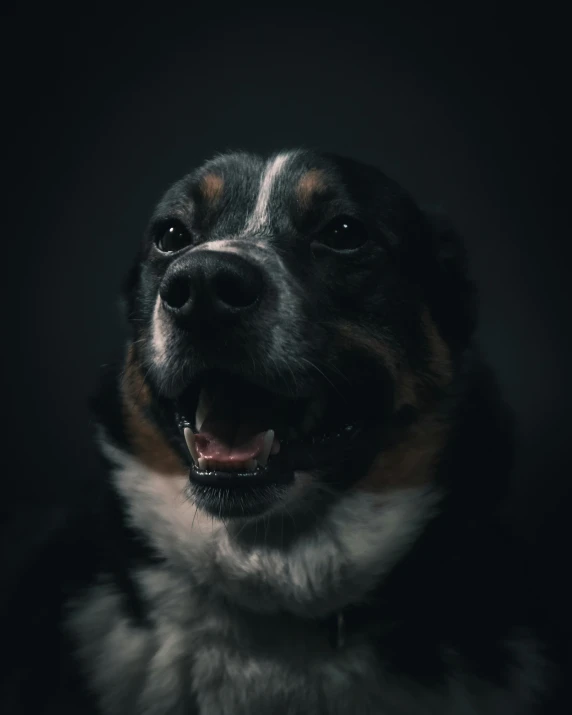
<box><xmin>4</xmin><ymin>150</ymin><xmax>566</xmax><ymax>714</ymax></box>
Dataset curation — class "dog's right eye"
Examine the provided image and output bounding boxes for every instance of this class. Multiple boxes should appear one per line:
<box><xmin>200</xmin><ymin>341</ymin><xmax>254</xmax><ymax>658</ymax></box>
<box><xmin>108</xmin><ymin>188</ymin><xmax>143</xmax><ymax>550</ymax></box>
<box><xmin>156</xmin><ymin>224</ymin><xmax>193</xmax><ymax>253</ymax></box>
<box><xmin>313</xmin><ymin>216</ymin><xmax>368</xmax><ymax>252</ymax></box>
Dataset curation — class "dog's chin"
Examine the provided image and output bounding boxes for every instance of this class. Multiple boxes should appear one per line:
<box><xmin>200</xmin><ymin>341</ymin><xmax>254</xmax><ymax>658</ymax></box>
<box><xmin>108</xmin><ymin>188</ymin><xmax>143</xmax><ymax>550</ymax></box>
<box><xmin>188</xmin><ymin>471</ymin><xmax>300</xmax><ymax>521</ymax></box>
<box><xmin>161</xmin><ymin>367</ymin><xmax>390</xmax><ymax>520</ymax></box>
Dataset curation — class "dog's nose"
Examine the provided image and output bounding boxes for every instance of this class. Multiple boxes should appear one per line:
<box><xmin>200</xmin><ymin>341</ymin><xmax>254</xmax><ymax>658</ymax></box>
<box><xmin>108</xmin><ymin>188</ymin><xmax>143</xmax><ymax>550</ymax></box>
<box><xmin>160</xmin><ymin>251</ymin><xmax>264</xmax><ymax>323</ymax></box>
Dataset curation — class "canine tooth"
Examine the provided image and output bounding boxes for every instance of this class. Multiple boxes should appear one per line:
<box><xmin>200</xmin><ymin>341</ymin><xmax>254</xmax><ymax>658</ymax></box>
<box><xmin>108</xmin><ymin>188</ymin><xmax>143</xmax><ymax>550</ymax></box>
<box><xmin>184</xmin><ymin>427</ymin><xmax>200</xmax><ymax>466</ymax></box>
<box><xmin>198</xmin><ymin>457</ymin><xmax>208</xmax><ymax>470</ymax></box>
<box><xmin>195</xmin><ymin>388</ymin><xmax>210</xmax><ymax>432</ymax></box>
<box><xmin>258</xmin><ymin>429</ymin><xmax>275</xmax><ymax>467</ymax></box>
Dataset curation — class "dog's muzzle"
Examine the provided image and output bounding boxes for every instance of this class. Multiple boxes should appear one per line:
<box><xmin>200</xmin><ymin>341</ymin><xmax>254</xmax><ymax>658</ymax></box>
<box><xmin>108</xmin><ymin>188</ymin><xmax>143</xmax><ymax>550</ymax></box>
<box><xmin>155</xmin><ymin>250</ymin><xmax>372</xmax><ymax>512</ymax></box>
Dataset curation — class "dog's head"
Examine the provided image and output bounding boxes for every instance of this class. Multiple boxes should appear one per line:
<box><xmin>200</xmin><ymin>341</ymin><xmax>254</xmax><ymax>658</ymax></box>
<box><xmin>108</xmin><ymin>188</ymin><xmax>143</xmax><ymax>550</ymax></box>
<box><xmin>113</xmin><ymin>150</ymin><xmax>476</xmax><ymax>522</ymax></box>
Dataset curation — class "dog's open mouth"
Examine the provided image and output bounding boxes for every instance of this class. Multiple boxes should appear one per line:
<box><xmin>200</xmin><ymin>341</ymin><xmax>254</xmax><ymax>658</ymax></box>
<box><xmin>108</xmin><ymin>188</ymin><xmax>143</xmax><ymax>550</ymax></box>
<box><xmin>175</xmin><ymin>369</ymin><xmax>364</xmax><ymax>488</ymax></box>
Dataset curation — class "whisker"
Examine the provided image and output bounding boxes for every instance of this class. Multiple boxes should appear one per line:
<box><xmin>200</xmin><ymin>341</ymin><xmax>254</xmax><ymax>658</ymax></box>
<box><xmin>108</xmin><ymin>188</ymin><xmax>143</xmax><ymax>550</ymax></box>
<box><xmin>298</xmin><ymin>358</ymin><xmax>346</xmax><ymax>400</ymax></box>
<box><xmin>234</xmin><ymin>516</ymin><xmax>251</xmax><ymax>540</ymax></box>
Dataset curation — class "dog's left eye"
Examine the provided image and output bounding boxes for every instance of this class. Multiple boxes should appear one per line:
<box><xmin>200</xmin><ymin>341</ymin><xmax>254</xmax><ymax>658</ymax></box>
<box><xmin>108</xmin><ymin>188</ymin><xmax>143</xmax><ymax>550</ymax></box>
<box><xmin>156</xmin><ymin>224</ymin><xmax>193</xmax><ymax>253</ymax></box>
<box><xmin>314</xmin><ymin>216</ymin><xmax>368</xmax><ymax>251</ymax></box>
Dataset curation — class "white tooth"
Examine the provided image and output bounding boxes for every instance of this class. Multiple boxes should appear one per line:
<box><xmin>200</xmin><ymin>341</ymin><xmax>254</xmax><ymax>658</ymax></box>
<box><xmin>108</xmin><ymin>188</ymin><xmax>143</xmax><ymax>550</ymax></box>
<box><xmin>184</xmin><ymin>427</ymin><xmax>200</xmax><ymax>466</ymax></box>
<box><xmin>195</xmin><ymin>388</ymin><xmax>210</xmax><ymax>431</ymax></box>
<box><xmin>198</xmin><ymin>457</ymin><xmax>208</xmax><ymax>470</ymax></box>
<box><xmin>258</xmin><ymin>429</ymin><xmax>275</xmax><ymax>467</ymax></box>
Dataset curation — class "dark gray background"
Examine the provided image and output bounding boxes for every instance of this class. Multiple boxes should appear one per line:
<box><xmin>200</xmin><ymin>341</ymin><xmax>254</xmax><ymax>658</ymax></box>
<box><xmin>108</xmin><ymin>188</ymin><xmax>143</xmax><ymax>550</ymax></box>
<box><xmin>3</xmin><ymin>5</ymin><xmax>569</xmax><ymax>557</ymax></box>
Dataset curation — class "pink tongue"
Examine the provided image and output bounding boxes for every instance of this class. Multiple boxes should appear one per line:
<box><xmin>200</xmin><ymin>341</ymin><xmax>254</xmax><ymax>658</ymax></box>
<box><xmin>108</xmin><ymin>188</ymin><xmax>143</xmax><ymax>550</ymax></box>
<box><xmin>194</xmin><ymin>416</ymin><xmax>267</xmax><ymax>463</ymax></box>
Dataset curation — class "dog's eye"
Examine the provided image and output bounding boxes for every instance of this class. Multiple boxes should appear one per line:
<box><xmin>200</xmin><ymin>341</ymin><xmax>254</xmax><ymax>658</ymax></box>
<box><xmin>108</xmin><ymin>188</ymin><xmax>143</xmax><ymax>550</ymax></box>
<box><xmin>156</xmin><ymin>224</ymin><xmax>193</xmax><ymax>253</ymax></box>
<box><xmin>314</xmin><ymin>216</ymin><xmax>368</xmax><ymax>251</ymax></box>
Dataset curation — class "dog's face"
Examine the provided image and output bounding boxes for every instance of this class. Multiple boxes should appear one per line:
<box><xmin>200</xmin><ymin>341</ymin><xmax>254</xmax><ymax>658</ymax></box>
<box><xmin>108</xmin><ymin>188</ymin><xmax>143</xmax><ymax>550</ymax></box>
<box><xmin>118</xmin><ymin>150</ymin><xmax>475</xmax><ymax>521</ymax></box>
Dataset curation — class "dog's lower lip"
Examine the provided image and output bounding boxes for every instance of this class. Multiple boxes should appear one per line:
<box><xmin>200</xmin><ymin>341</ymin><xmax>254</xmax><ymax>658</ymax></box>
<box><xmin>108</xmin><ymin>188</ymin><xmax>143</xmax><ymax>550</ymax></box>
<box><xmin>189</xmin><ymin>463</ymin><xmax>281</xmax><ymax>487</ymax></box>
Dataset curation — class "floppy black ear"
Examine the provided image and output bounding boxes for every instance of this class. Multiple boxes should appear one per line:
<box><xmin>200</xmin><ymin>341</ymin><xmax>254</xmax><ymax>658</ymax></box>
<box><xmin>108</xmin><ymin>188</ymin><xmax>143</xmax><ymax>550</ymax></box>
<box><xmin>421</xmin><ymin>210</ymin><xmax>478</xmax><ymax>352</ymax></box>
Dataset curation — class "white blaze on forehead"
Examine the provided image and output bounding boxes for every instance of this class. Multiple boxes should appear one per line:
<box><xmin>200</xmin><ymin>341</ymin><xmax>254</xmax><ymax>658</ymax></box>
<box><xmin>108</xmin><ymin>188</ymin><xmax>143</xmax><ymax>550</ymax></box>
<box><xmin>200</xmin><ymin>239</ymin><xmax>271</xmax><ymax>256</ymax></box>
<box><xmin>200</xmin><ymin>239</ymin><xmax>243</xmax><ymax>254</ymax></box>
<box><xmin>152</xmin><ymin>295</ymin><xmax>168</xmax><ymax>365</ymax></box>
<box><xmin>243</xmin><ymin>153</ymin><xmax>291</xmax><ymax>235</ymax></box>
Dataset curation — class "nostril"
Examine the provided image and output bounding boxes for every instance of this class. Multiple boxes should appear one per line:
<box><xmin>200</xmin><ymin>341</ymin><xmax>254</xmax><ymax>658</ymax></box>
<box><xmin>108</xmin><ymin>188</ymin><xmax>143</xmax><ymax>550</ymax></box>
<box><xmin>212</xmin><ymin>271</ymin><xmax>260</xmax><ymax>309</ymax></box>
<box><xmin>161</xmin><ymin>275</ymin><xmax>191</xmax><ymax>311</ymax></box>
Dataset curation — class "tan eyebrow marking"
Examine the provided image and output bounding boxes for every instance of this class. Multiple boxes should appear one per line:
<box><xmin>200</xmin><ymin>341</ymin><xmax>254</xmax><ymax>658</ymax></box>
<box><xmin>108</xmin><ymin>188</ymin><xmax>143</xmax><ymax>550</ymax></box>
<box><xmin>199</xmin><ymin>173</ymin><xmax>225</xmax><ymax>205</ymax></box>
<box><xmin>296</xmin><ymin>169</ymin><xmax>328</xmax><ymax>209</ymax></box>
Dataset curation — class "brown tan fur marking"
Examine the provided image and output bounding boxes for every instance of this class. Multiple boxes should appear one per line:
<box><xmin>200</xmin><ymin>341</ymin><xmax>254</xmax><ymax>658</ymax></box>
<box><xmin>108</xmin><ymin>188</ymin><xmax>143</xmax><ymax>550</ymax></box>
<box><xmin>121</xmin><ymin>344</ymin><xmax>186</xmax><ymax>475</ymax></box>
<box><xmin>335</xmin><ymin>315</ymin><xmax>453</xmax><ymax>491</ymax></box>
<box><xmin>335</xmin><ymin>321</ymin><xmax>418</xmax><ymax>409</ymax></box>
<box><xmin>422</xmin><ymin>308</ymin><xmax>453</xmax><ymax>386</ymax></box>
<box><xmin>200</xmin><ymin>173</ymin><xmax>224</xmax><ymax>205</ymax></box>
<box><xmin>358</xmin><ymin>413</ymin><xmax>449</xmax><ymax>492</ymax></box>
<box><xmin>296</xmin><ymin>169</ymin><xmax>328</xmax><ymax>209</ymax></box>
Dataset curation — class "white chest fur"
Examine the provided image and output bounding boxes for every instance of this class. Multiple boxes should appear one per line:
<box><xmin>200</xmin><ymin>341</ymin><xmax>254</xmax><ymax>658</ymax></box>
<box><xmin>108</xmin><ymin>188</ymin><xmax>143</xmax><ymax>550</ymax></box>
<box><xmin>66</xmin><ymin>563</ymin><xmax>545</xmax><ymax>715</ymax></box>
<box><xmin>67</xmin><ymin>565</ymin><xmax>389</xmax><ymax>715</ymax></box>
<box><xmin>69</xmin><ymin>444</ymin><xmax>545</xmax><ymax>714</ymax></box>
<box><xmin>68</xmin><ymin>569</ymin><xmax>538</xmax><ymax>715</ymax></box>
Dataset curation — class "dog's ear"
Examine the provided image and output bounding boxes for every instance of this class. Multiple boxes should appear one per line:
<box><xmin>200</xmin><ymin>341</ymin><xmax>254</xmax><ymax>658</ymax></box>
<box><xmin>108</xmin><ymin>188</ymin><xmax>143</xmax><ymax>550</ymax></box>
<box><xmin>421</xmin><ymin>210</ymin><xmax>478</xmax><ymax>352</ymax></box>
